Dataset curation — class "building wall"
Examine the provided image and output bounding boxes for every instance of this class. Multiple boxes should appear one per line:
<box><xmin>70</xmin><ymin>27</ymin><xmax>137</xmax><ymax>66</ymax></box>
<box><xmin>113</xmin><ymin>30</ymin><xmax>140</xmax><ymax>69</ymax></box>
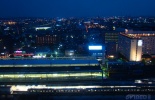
<box><xmin>104</xmin><ymin>32</ymin><xmax>119</xmax><ymax>57</ymax></box>
<box><xmin>118</xmin><ymin>34</ymin><xmax>131</xmax><ymax>60</ymax></box>
<box><xmin>130</xmin><ymin>39</ymin><xmax>142</xmax><ymax>61</ymax></box>
<box><xmin>130</xmin><ymin>39</ymin><xmax>137</xmax><ymax>61</ymax></box>
<box><xmin>141</xmin><ymin>36</ymin><xmax>155</xmax><ymax>54</ymax></box>
<box><xmin>125</xmin><ymin>30</ymin><xmax>155</xmax><ymax>55</ymax></box>
<box><xmin>118</xmin><ymin>34</ymin><xmax>142</xmax><ymax>61</ymax></box>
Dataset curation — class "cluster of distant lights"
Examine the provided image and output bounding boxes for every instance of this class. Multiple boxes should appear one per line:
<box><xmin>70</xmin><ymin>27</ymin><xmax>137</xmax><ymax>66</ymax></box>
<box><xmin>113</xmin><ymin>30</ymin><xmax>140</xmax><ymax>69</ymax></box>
<box><xmin>33</xmin><ymin>55</ymin><xmax>46</xmax><ymax>58</ymax></box>
<box><xmin>3</xmin><ymin>21</ymin><xmax>16</xmax><ymax>25</ymax></box>
<box><xmin>10</xmin><ymin>85</ymin><xmax>137</xmax><ymax>93</ymax></box>
<box><xmin>121</xmin><ymin>33</ymin><xmax>155</xmax><ymax>39</ymax></box>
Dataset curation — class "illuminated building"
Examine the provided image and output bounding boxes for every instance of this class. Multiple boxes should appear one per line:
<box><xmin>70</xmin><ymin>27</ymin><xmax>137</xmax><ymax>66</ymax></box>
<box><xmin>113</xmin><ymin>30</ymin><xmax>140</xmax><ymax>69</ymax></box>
<box><xmin>65</xmin><ymin>50</ymin><xmax>74</xmax><ymax>56</ymax></box>
<box><xmin>0</xmin><ymin>58</ymin><xmax>103</xmax><ymax>83</ymax></box>
<box><xmin>118</xmin><ymin>33</ymin><xmax>142</xmax><ymax>61</ymax></box>
<box><xmin>88</xmin><ymin>45</ymin><xmax>105</xmax><ymax>64</ymax></box>
<box><xmin>0</xmin><ymin>68</ymin><xmax>102</xmax><ymax>82</ymax></box>
<box><xmin>124</xmin><ymin>30</ymin><xmax>155</xmax><ymax>55</ymax></box>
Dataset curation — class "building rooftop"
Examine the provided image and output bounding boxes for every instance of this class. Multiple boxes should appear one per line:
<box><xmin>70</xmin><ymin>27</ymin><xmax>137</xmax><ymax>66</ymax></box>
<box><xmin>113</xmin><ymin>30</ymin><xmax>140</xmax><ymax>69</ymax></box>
<box><xmin>120</xmin><ymin>33</ymin><xmax>141</xmax><ymax>39</ymax></box>
<box><xmin>0</xmin><ymin>66</ymin><xmax>101</xmax><ymax>73</ymax></box>
<box><xmin>0</xmin><ymin>58</ymin><xmax>99</xmax><ymax>67</ymax></box>
<box><xmin>120</xmin><ymin>32</ymin><xmax>155</xmax><ymax>39</ymax></box>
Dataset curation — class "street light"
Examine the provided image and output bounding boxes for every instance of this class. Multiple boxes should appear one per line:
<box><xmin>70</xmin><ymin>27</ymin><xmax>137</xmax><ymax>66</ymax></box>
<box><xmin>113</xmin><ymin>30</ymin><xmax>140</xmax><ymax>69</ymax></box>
<box><xmin>55</xmin><ymin>51</ymin><xmax>58</xmax><ymax>58</ymax></box>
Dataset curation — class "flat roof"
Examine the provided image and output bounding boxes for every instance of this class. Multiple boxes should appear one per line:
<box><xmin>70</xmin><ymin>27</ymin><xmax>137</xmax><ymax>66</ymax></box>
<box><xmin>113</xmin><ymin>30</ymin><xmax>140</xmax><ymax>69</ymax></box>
<box><xmin>0</xmin><ymin>66</ymin><xmax>101</xmax><ymax>73</ymax></box>
<box><xmin>121</xmin><ymin>32</ymin><xmax>155</xmax><ymax>39</ymax></box>
<box><xmin>0</xmin><ymin>59</ymin><xmax>99</xmax><ymax>66</ymax></box>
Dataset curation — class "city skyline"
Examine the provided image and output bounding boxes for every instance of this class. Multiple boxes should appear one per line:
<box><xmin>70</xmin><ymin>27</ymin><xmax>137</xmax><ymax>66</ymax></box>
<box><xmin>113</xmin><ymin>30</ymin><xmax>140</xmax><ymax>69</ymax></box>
<box><xmin>0</xmin><ymin>0</ymin><xmax>155</xmax><ymax>18</ymax></box>
<box><xmin>0</xmin><ymin>1</ymin><xmax>155</xmax><ymax>99</ymax></box>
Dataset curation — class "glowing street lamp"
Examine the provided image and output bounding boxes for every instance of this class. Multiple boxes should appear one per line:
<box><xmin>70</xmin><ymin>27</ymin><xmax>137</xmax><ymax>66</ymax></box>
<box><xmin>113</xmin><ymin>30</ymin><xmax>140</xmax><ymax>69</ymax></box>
<box><xmin>55</xmin><ymin>51</ymin><xmax>58</xmax><ymax>58</ymax></box>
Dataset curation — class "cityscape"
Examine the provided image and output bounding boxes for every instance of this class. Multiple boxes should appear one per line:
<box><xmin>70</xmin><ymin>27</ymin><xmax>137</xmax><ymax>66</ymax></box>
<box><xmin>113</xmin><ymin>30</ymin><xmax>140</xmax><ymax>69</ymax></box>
<box><xmin>0</xmin><ymin>0</ymin><xmax>155</xmax><ymax>100</ymax></box>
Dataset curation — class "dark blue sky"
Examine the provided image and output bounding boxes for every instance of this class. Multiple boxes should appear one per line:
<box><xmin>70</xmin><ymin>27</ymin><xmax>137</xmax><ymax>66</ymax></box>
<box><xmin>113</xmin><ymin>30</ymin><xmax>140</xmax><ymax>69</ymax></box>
<box><xmin>0</xmin><ymin>0</ymin><xmax>155</xmax><ymax>17</ymax></box>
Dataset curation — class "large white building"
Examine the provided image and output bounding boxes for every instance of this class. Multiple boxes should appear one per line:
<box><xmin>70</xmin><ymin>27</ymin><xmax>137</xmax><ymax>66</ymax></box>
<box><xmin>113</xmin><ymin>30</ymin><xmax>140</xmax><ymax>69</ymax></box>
<box><xmin>118</xmin><ymin>33</ymin><xmax>142</xmax><ymax>61</ymax></box>
<box><xmin>125</xmin><ymin>30</ymin><xmax>155</xmax><ymax>55</ymax></box>
<box><xmin>118</xmin><ymin>30</ymin><xmax>155</xmax><ymax>61</ymax></box>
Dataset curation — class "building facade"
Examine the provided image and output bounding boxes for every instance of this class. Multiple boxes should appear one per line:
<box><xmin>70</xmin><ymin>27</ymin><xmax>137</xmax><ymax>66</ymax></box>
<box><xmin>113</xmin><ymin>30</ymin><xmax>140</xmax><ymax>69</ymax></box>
<box><xmin>104</xmin><ymin>31</ymin><xmax>119</xmax><ymax>58</ymax></box>
<box><xmin>125</xmin><ymin>30</ymin><xmax>155</xmax><ymax>55</ymax></box>
<box><xmin>118</xmin><ymin>33</ymin><xmax>142</xmax><ymax>61</ymax></box>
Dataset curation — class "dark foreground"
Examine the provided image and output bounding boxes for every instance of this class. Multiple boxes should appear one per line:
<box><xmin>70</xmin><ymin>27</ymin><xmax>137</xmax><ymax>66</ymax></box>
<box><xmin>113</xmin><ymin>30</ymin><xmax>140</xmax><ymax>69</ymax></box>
<box><xmin>1</xmin><ymin>94</ymin><xmax>155</xmax><ymax>100</ymax></box>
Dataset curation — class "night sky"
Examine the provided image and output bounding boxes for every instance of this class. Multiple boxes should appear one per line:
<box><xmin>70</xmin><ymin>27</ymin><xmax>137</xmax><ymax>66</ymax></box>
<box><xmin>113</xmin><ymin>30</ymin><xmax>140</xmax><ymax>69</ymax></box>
<box><xmin>0</xmin><ymin>0</ymin><xmax>155</xmax><ymax>17</ymax></box>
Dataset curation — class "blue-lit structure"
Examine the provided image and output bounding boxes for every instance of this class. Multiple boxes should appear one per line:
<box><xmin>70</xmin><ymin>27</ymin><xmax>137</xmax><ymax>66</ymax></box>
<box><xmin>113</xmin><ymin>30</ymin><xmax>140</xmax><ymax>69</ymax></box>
<box><xmin>88</xmin><ymin>45</ymin><xmax>105</xmax><ymax>64</ymax></box>
<box><xmin>0</xmin><ymin>58</ymin><xmax>98</xmax><ymax>67</ymax></box>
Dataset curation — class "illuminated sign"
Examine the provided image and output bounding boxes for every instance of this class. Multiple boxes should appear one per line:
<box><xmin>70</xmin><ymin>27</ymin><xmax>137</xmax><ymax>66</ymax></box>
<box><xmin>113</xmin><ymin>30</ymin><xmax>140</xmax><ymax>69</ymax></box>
<box><xmin>89</xmin><ymin>46</ymin><xmax>102</xmax><ymax>50</ymax></box>
<box><xmin>15</xmin><ymin>51</ymin><xmax>22</xmax><ymax>53</ymax></box>
<box><xmin>138</xmin><ymin>40</ymin><xmax>142</xmax><ymax>46</ymax></box>
<box><xmin>35</xmin><ymin>27</ymin><xmax>51</xmax><ymax>31</ymax></box>
<box><xmin>14</xmin><ymin>51</ymin><xmax>26</xmax><ymax>54</ymax></box>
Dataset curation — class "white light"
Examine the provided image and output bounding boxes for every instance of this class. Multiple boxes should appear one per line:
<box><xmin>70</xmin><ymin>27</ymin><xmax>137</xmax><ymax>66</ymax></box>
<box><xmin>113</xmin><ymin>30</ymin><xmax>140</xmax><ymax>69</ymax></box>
<box><xmin>10</xmin><ymin>85</ymin><xmax>138</xmax><ymax>93</ymax></box>
<box><xmin>1</xmin><ymin>53</ymin><xmax>5</xmax><ymax>55</ymax></box>
<box><xmin>148</xmin><ymin>82</ymin><xmax>152</xmax><ymax>84</ymax></box>
<box><xmin>135</xmin><ymin>80</ymin><xmax>142</xmax><ymax>83</ymax></box>
<box><xmin>109</xmin><ymin>55</ymin><xmax>114</xmax><ymax>58</ymax></box>
<box><xmin>89</xmin><ymin>46</ymin><xmax>102</xmax><ymax>50</ymax></box>
<box><xmin>138</xmin><ymin>40</ymin><xmax>142</xmax><ymax>46</ymax></box>
<box><xmin>33</xmin><ymin>56</ymin><xmax>42</xmax><ymax>58</ymax></box>
<box><xmin>53</xmin><ymin>74</ymin><xmax>58</xmax><ymax>76</ymax></box>
<box><xmin>69</xmin><ymin>53</ymin><xmax>73</xmax><ymax>56</ymax></box>
<box><xmin>35</xmin><ymin>27</ymin><xmax>51</xmax><ymax>31</ymax></box>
